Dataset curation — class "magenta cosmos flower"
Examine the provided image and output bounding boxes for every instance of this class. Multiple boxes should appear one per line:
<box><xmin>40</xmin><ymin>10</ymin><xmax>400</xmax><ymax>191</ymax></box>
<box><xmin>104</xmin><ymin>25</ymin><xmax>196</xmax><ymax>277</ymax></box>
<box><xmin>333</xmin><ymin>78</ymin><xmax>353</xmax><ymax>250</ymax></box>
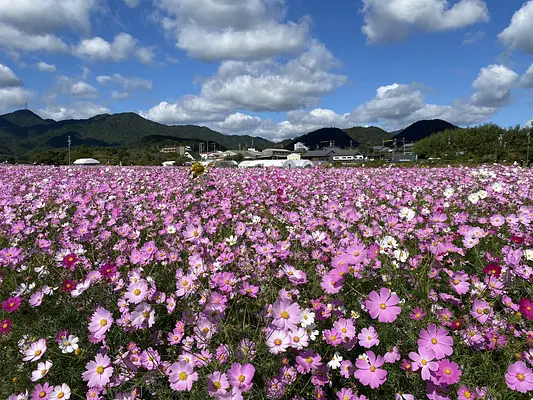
<box><xmin>417</xmin><ymin>324</ymin><xmax>453</xmax><ymax>359</ymax></box>
<box><xmin>168</xmin><ymin>361</ymin><xmax>198</xmax><ymax>391</ymax></box>
<box><xmin>354</xmin><ymin>351</ymin><xmax>387</xmax><ymax>389</ymax></box>
<box><xmin>2</xmin><ymin>296</ymin><xmax>22</xmax><ymax>313</ymax></box>
<box><xmin>436</xmin><ymin>359</ymin><xmax>462</xmax><ymax>385</ymax></box>
<box><xmin>365</xmin><ymin>288</ymin><xmax>401</xmax><ymax>323</ymax></box>
<box><xmin>31</xmin><ymin>382</ymin><xmax>53</xmax><ymax>400</ymax></box>
<box><xmin>227</xmin><ymin>362</ymin><xmax>255</xmax><ymax>392</ymax></box>
<box><xmin>409</xmin><ymin>348</ymin><xmax>438</xmax><ymax>381</ymax></box>
<box><xmin>0</xmin><ymin>318</ymin><xmax>11</xmax><ymax>334</ymax></box>
<box><xmin>505</xmin><ymin>361</ymin><xmax>533</xmax><ymax>393</ymax></box>
<box><xmin>82</xmin><ymin>353</ymin><xmax>114</xmax><ymax>388</ymax></box>
<box><xmin>519</xmin><ymin>298</ymin><xmax>533</xmax><ymax>321</ymax></box>
<box><xmin>271</xmin><ymin>299</ymin><xmax>302</xmax><ymax>331</ymax></box>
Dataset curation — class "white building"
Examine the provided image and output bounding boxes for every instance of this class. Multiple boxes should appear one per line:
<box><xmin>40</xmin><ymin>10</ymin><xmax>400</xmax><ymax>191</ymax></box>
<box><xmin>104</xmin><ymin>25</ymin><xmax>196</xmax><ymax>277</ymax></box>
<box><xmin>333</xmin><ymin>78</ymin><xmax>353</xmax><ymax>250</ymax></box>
<box><xmin>294</xmin><ymin>142</ymin><xmax>309</xmax><ymax>152</ymax></box>
<box><xmin>73</xmin><ymin>158</ymin><xmax>100</xmax><ymax>166</ymax></box>
<box><xmin>238</xmin><ymin>160</ymin><xmax>313</xmax><ymax>168</ymax></box>
<box><xmin>287</xmin><ymin>153</ymin><xmax>301</xmax><ymax>160</ymax></box>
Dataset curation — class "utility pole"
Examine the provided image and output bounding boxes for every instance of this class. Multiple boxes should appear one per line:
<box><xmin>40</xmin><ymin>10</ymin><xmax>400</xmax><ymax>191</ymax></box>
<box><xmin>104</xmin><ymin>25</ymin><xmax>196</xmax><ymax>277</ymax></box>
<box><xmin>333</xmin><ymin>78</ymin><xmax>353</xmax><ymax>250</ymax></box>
<box><xmin>68</xmin><ymin>135</ymin><xmax>71</xmax><ymax>165</ymax></box>
<box><xmin>350</xmin><ymin>140</ymin><xmax>353</xmax><ymax>149</ymax></box>
<box><xmin>497</xmin><ymin>134</ymin><xmax>503</xmax><ymax>162</ymax></box>
<box><xmin>403</xmin><ymin>137</ymin><xmax>406</xmax><ymax>155</ymax></box>
<box><xmin>527</xmin><ymin>130</ymin><xmax>531</xmax><ymax>167</ymax></box>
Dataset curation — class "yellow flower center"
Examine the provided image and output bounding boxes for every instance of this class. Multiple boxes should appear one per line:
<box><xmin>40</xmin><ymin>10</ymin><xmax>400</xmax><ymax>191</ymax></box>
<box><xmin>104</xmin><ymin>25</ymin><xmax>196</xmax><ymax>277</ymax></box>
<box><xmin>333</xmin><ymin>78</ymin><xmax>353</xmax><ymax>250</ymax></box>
<box><xmin>431</xmin><ymin>338</ymin><xmax>438</xmax><ymax>345</ymax></box>
<box><xmin>100</xmin><ymin>319</ymin><xmax>107</xmax><ymax>327</ymax></box>
<box><xmin>238</xmin><ymin>375</ymin><xmax>246</xmax><ymax>383</ymax></box>
<box><xmin>213</xmin><ymin>381</ymin><xmax>221</xmax><ymax>389</ymax></box>
<box><xmin>39</xmin><ymin>391</ymin><xmax>46</xmax><ymax>398</ymax></box>
<box><xmin>453</xmin><ymin>279</ymin><xmax>459</xmax><ymax>285</ymax></box>
<box><xmin>293</xmin><ymin>336</ymin><xmax>300</xmax><ymax>342</ymax></box>
<box><xmin>369</xmin><ymin>366</ymin><xmax>376</xmax><ymax>372</ymax></box>
<box><xmin>306</xmin><ymin>357</ymin><xmax>313</xmax><ymax>363</ymax></box>
<box><xmin>179</xmin><ymin>372</ymin><xmax>188</xmax><ymax>380</ymax></box>
<box><xmin>416</xmin><ymin>313</ymin><xmax>421</xmax><ymax>318</ymax></box>
<box><xmin>58</xmin><ymin>393</ymin><xmax>64</xmax><ymax>399</ymax></box>
<box><xmin>142</xmin><ymin>311</ymin><xmax>150</xmax><ymax>318</ymax></box>
<box><xmin>445</xmin><ymin>368</ymin><xmax>451</xmax><ymax>375</ymax></box>
<box><xmin>274</xmin><ymin>339</ymin><xmax>282</xmax><ymax>345</ymax></box>
<box><xmin>281</xmin><ymin>311</ymin><xmax>289</xmax><ymax>319</ymax></box>
<box><xmin>34</xmin><ymin>350</ymin><xmax>41</xmax><ymax>356</ymax></box>
<box><xmin>518</xmin><ymin>373</ymin><xmax>525</xmax><ymax>381</ymax></box>
<box><xmin>464</xmin><ymin>391</ymin><xmax>471</xmax><ymax>399</ymax></box>
<box><xmin>2</xmin><ymin>323</ymin><xmax>7</xmax><ymax>329</ymax></box>
<box><xmin>96</xmin><ymin>366</ymin><xmax>104</xmax><ymax>374</ymax></box>
<box><xmin>133</xmin><ymin>289</ymin><xmax>141</xmax><ymax>295</ymax></box>
<box><xmin>380</xmin><ymin>303</ymin><xmax>386</xmax><ymax>309</ymax></box>
<box><xmin>341</xmin><ymin>328</ymin><xmax>347</xmax><ymax>333</ymax></box>
<box><xmin>421</xmin><ymin>359</ymin><xmax>427</xmax><ymax>366</ymax></box>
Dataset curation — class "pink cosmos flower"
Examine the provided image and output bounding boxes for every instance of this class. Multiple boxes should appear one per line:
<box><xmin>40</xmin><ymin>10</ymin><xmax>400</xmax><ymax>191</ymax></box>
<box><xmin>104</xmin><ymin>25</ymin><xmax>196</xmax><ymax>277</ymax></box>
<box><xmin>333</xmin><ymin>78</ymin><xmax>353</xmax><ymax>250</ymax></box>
<box><xmin>409</xmin><ymin>348</ymin><xmax>438</xmax><ymax>381</ymax></box>
<box><xmin>354</xmin><ymin>351</ymin><xmax>387</xmax><ymax>389</ymax></box>
<box><xmin>227</xmin><ymin>362</ymin><xmax>255</xmax><ymax>392</ymax></box>
<box><xmin>82</xmin><ymin>353</ymin><xmax>114</xmax><ymax>388</ymax></box>
<box><xmin>62</xmin><ymin>253</ymin><xmax>78</xmax><ymax>268</ymax></box>
<box><xmin>333</xmin><ymin>318</ymin><xmax>356</xmax><ymax>340</ymax></box>
<box><xmin>168</xmin><ymin>361</ymin><xmax>198</xmax><ymax>392</ymax></box>
<box><xmin>358</xmin><ymin>327</ymin><xmax>379</xmax><ymax>348</ymax></box>
<box><xmin>340</xmin><ymin>360</ymin><xmax>354</xmax><ymax>378</ymax></box>
<box><xmin>296</xmin><ymin>350</ymin><xmax>321</xmax><ymax>374</ymax></box>
<box><xmin>271</xmin><ymin>299</ymin><xmax>302</xmax><ymax>331</ymax></box>
<box><xmin>266</xmin><ymin>330</ymin><xmax>290</xmax><ymax>354</ymax></box>
<box><xmin>124</xmin><ymin>280</ymin><xmax>148</xmax><ymax>304</ymax></box>
<box><xmin>208</xmin><ymin>371</ymin><xmax>230</xmax><ymax>396</ymax></box>
<box><xmin>436</xmin><ymin>359</ymin><xmax>462</xmax><ymax>385</ymax></box>
<box><xmin>457</xmin><ymin>385</ymin><xmax>475</xmax><ymax>400</ymax></box>
<box><xmin>470</xmin><ymin>299</ymin><xmax>493</xmax><ymax>324</ymax></box>
<box><xmin>418</xmin><ymin>324</ymin><xmax>453</xmax><ymax>359</ymax></box>
<box><xmin>410</xmin><ymin>307</ymin><xmax>426</xmax><ymax>320</ymax></box>
<box><xmin>324</xmin><ymin>328</ymin><xmax>343</xmax><ymax>346</ymax></box>
<box><xmin>365</xmin><ymin>288</ymin><xmax>401</xmax><ymax>323</ymax></box>
<box><xmin>505</xmin><ymin>361</ymin><xmax>533</xmax><ymax>393</ymax></box>
<box><xmin>31</xmin><ymin>382</ymin><xmax>53</xmax><ymax>400</ymax></box>
<box><xmin>23</xmin><ymin>339</ymin><xmax>47</xmax><ymax>362</ymax></box>
<box><xmin>383</xmin><ymin>346</ymin><xmax>401</xmax><ymax>363</ymax></box>
<box><xmin>88</xmin><ymin>307</ymin><xmax>113</xmax><ymax>339</ymax></box>
<box><xmin>337</xmin><ymin>388</ymin><xmax>355</xmax><ymax>400</ymax></box>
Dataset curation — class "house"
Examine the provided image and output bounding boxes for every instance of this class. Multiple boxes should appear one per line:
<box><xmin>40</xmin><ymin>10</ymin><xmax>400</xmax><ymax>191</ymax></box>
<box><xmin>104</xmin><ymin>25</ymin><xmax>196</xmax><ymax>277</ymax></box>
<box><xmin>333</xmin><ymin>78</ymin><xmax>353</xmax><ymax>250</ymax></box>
<box><xmin>160</xmin><ymin>145</ymin><xmax>189</xmax><ymax>154</ymax></box>
<box><xmin>302</xmin><ymin>147</ymin><xmax>364</xmax><ymax>162</ymax></box>
<box><xmin>294</xmin><ymin>142</ymin><xmax>309</xmax><ymax>152</ymax></box>
<box><xmin>287</xmin><ymin>153</ymin><xmax>301</xmax><ymax>160</ymax></box>
<box><xmin>392</xmin><ymin>153</ymin><xmax>418</xmax><ymax>162</ymax></box>
<box><xmin>260</xmin><ymin>148</ymin><xmax>291</xmax><ymax>159</ymax></box>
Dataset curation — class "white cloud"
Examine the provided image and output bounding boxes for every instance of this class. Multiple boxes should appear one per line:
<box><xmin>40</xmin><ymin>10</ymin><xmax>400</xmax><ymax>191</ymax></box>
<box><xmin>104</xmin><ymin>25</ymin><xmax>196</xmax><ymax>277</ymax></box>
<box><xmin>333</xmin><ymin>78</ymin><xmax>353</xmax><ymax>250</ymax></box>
<box><xmin>361</xmin><ymin>0</ymin><xmax>489</xmax><ymax>43</ymax></box>
<box><xmin>37</xmin><ymin>102</ymin><xmax>110</xmax><ymax>121</ymax></box>
<box><xmin>0</xmin><ymin>64</ymin><xmax>22</xmax><ymax>87</ymax></box>
<box><xmin>56</xmin><ymin>76</ymin><xmax>99</xmax><ymax>98</ymax></box>
<box><xmin>124</xmin><ymin>0</ymin><xmax>141</xmax><ymax>7</ymax></box>
<box><xmin>140</xmin><ymin>97</ymin><xmax>230</xmax><ymax>124</ymax></box>
<box><xmin>141</xmin><ymin>41</ymin><xmax>346</xmax><ymax>126</ymax></box>
<box><xmin>522</xmin><ymin>64</ymin><xmax>533</xmax><ymax>88</ymax></box>
<box><xmin>0</xmin><ymin>23</ymin><xmax>68</xmax><ymax>53</ymax></box>
<box><xmin>209</xmin><ymin>113</ymin><xmax>262</xmax><ymax>133</ymax></box>
<box><xmin>36</xmin><ymin>61</ymin><xmax>56</xmax><ymax>73</ymax></box>
<box><xmin>0</xmin><ymin>87</ymin><xmax>32</xmax><ymax>112</ymax></box>
<box><xmin>463</xmin><ymin>30</ymin><xmax>485</xmax><ymax>44</ymax></box>
<box><xmin>96</xmin><ymin>74</ymin><xmax>153</xmax><ymax>91</ymax></box>
<box><xmin>0</xmin><ymin>0</ymin><xmax>96</xmax><ymax>35</ymax></box>
<box><xmin>470</xmin><ymin>64</ymin><xmax>518</xmax><ymax>107</ymax></box>
<box><xmin>155</xmin><ymin>0</ymin><xmax>309</xmax><ymax>61</ymax></box>
<box><xmin>73</xmin><ymin>33</ymin><xmax>154</xmax><ymax>64</ymax></box>
<box><xmin>199</xmin><ymin>41</ymin><xmax>347</xmax><ymax>111</ymax></box>
<box><xmin>499</xmin><ymin>1</ymin><xmax>533</xmax><ymax>54</ymax></box>
<box><xmin>525</xmin><ymin>119</ymin><xmax>533</xmax><ymax>129</ymax></box>
<box><xmin>111</xmin><ymin>91</ymin><xmax>129</xmax><ymax>100</ymax></box>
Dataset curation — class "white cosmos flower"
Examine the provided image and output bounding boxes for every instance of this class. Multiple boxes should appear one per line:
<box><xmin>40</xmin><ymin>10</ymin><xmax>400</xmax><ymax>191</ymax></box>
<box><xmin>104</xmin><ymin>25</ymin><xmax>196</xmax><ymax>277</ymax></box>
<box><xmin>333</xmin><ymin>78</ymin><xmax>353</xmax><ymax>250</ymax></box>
<box><xmin>50</xmin><ymin>383</ymin><xmax>71</xmax><ymax>400</ymax></box>
<box><xmin>468</xmin><ymin>193</ymin><xmax>480</xmax><ymax>204</ymax></box>
<box><xmin>443</xmin><ymin>187</ymin><xmax>455</xmax><ymax>198</ymax></box>
<box><xmin>399</xmin><ymin>207</ymin><xmax>415</xmax><ymax>221</ymax></box>
<box><xmin>524</xmin><ymin>249</ymin><xmax>533</xmax><ymax>261</ymax></box>
<box><xmin>477</xmin><ymin>190</ymin><xmax>488</xmax><ymax>199</ymax></box>
<box><xmin>327</xmin><ymin>352</ymin><xmax>343</xmax><ymax>370</ymax></box>
<box><xmin>31</xmin><ymin>360</ymin><xmax>52</xmax><ymax>381</ymax></box>
<box><xmin>492</xmin><ymin>182</ymin><xmax>503</xmax><ymax>192</ymax></box>
<box><xmin>59</xmin><ymin>335</ymin><xmax>79</xmax><ymax>354</ymax></box>
<box><xmin>300</xmin><ymin>309</ymin><xmax>315</xmax><ymax>327</ymax></box>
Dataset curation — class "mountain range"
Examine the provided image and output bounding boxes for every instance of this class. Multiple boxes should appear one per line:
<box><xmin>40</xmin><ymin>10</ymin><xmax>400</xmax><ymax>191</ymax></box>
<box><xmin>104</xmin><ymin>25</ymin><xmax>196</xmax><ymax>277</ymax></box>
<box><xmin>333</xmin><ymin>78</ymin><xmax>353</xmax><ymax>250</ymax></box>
<box><xmin>0</xmin><ymin>109</ymin><xmax>458</xmax><ymax>160</ymax></box>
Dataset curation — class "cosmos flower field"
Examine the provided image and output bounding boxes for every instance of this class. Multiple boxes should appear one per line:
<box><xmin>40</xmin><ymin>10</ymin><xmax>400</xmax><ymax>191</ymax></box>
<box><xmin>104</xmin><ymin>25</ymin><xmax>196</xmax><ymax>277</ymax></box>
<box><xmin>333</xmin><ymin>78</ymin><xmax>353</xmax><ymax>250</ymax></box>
<box><xmin>1</xmin><ymin>165</ymin><xmax>533</xmax><ymax>400</ymax></box>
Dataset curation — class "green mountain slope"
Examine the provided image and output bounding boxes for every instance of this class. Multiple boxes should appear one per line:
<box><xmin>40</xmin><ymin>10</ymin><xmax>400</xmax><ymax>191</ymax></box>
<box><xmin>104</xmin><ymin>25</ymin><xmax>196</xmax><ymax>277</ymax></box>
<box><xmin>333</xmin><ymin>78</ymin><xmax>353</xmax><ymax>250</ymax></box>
<box><xmin>0</xmin><ymin>110</ymin><xmax>275</xmax><ymax>159</ymax></box>
<box><xmin>343</xmin><ymin>126</ymin><xmax>392</xmax><ymax>149</ymax></box>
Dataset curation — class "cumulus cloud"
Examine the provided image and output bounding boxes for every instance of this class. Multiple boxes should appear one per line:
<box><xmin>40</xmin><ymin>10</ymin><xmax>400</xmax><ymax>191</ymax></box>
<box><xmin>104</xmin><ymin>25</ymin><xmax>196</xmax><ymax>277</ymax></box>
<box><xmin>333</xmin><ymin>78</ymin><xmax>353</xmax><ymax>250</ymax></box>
<box><xmin>111</xmin><ymin>91</ymin><xmax>130</xmax><ymax>100</ymax></box>
<box><xmin>141</xmin><ymin>41</ymin><xmax>346</xmax><ymax>126</ymax></box>
<box><xmin>96</xmin><ymin>74</ymin><xmax>153</xmax><ymax>91</ymax></box>
<box><xmin>499</xmin><ymin>1</ymin><xmax>533</xmax><ymax>54</ymax></box>
<box><xmin>520</xmin><ymin>64</ymin><xmax>533</xmax><ymax>88</ymax></box>
<box><xmin>0</xmin><ymin>0</ymin><xmax>97</xmax><ymax>53</ymax></box>
<box><xmin>36</xmin><ymin>61</ymin><xmax>56</xmax><ymax>73</ymax></box>
<box><xmin>361</xmin><ymin>0</ymin><xmax>489</xmax><ymax>43</ymax></box>
<box><xmin>0</xmin><ymin>87</ymin><xmax>33</xmax><ymax>112</ymax></box>
<box><xmin>469</xmin><ymin>64</ymin><xmax>518</xmax><ymax>107</ymax></box>
<box><xmin>525</xmin><ymin>119</ymin><xmax>533</xmax><ymax>129</ymax></box>
<box><xmin>0</xmin><ymin>64</ymin><xmax>23</xmax><ymax>87</ymax></box>
<box><xmin>55</xmin><ymin>76</ymin><xmax>99</xmax><ymax>98</ymax></box>
<box><xmin>0</xmin><ymin>23</ymin><xmax>68</xmax><ymax>53</ymax></box>
<box><xmin>209</xmin><ymin>113</ymin><xmax>263</xmax><ymax>133</ymax></box>
<box><xmin>37</xmin><ymin>102</ymin><xmax>110</xmax><ymax>121</ymax></box>
<box><xmin>154</xmin><ymin>0</ymin><xmax>309</xmax><ymax>61</ymax></box>
<box><xmin>73</xmin><ymin>33</ymin><xmax>155</xmax><ymax>64</ymax></box>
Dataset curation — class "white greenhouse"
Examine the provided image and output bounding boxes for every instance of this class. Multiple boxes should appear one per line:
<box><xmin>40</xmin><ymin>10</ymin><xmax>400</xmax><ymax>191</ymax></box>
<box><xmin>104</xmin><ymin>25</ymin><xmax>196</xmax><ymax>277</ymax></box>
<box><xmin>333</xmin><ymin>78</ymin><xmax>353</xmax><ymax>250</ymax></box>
<box><xmin>238</xmin><ymin>160</ymin><xmax>314</xmax><ymax>168</ymax></box>
<box><xmin>73</xmin><ymin>158</ymin><xmax>100</xmax><ymax>166</ymax></box>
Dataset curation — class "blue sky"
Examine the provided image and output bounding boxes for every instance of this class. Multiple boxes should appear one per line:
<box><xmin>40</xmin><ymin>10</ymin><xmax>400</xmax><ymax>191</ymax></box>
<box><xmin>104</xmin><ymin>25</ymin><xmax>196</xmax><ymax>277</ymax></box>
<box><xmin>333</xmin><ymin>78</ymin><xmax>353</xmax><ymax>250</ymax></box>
<box><xmin>0</xmin><ymin>0</ymin><xmax>532</xmax><ymax>140</ymax></box>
